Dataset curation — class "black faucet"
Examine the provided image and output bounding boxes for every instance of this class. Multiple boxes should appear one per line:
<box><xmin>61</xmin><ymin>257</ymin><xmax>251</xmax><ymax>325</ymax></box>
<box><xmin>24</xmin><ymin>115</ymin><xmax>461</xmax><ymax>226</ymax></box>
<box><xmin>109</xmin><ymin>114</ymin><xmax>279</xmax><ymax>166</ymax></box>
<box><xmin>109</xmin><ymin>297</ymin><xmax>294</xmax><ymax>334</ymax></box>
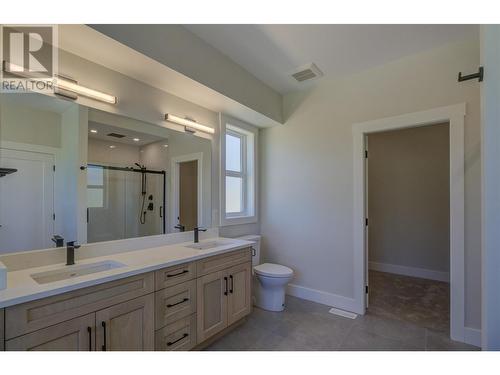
<box><xmin>52</xmin><ymin>235</ymin><xmax>64</xmax><ymax>248</ymax></box>
<box><xmin>193</xmin><ymin>227</ymin><xmax>207</xmax><ymax>243</ymax></box>
<box><xmin>174</xmin><ymin>224</ymin><xmax>186</xmax><ymax>232</ymax></box>
<box><xmin>66</xmin><ymin>241</ymin><xmax>81</xmax><ymax>266</ymax></box>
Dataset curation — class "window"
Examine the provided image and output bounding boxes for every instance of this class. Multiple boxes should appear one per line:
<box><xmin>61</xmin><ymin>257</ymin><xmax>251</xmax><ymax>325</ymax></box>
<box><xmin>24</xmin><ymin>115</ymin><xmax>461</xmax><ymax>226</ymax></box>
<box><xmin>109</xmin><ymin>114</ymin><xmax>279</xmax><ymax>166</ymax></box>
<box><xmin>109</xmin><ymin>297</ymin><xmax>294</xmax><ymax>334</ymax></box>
<box><xmin>221</xmin><ymin>115</ymin><xmax>257</xmax><ymax>225</ymax></box>
<box><xmin>225</xmin><ymin>130</ymin><xmax>246</xmax><ymax>215</ymax></box>
<box><xmin>87</xmin><ymin>165</ymin><xmax>105</xmax><ymax>208</ymax></box>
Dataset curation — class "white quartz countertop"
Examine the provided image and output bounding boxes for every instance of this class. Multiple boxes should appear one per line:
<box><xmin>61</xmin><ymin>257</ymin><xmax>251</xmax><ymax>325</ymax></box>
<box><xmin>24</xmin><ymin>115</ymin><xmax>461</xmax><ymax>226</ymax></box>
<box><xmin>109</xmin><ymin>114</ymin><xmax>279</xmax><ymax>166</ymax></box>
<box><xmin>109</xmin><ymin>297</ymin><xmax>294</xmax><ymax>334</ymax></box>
<box><xmin>0</xmin><ymin>237</ymin><xmax>254</xmax><ymax>308</ymax></box>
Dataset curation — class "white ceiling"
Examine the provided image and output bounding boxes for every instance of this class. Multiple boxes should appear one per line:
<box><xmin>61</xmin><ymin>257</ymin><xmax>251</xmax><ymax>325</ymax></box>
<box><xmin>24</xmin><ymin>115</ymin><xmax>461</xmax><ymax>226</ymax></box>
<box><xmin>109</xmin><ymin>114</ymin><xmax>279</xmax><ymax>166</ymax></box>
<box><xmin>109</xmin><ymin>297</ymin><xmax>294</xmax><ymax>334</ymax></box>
<box><xmin>88</xmin><ymin>121</ymin><xmax>166</xmax><ymax>146</ymax></box>
<box><xmin>185</xmin><ymin>24</ymin><xmax>478</xmax><ymax>94</ymax></box>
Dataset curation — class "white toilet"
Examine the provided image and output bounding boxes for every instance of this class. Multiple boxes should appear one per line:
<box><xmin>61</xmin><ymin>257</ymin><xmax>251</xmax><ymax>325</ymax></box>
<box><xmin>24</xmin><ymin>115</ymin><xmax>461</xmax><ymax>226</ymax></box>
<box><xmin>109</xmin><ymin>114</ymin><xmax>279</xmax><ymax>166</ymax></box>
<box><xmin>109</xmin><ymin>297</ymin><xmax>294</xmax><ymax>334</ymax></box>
<box><xmin>238</xmin><ymin>235</ymin><xmax>294</xmax><ymax>312</ymax></box>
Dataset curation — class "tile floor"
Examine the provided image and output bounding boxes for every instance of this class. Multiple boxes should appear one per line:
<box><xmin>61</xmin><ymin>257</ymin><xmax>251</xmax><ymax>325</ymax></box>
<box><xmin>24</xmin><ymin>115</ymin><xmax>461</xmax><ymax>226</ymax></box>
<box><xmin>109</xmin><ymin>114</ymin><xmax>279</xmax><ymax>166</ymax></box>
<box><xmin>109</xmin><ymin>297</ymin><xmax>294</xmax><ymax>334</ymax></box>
<box><xmin>205</xmin><ymin>271</ymin><xmax>479</xmax><ymax>351</ymax></box>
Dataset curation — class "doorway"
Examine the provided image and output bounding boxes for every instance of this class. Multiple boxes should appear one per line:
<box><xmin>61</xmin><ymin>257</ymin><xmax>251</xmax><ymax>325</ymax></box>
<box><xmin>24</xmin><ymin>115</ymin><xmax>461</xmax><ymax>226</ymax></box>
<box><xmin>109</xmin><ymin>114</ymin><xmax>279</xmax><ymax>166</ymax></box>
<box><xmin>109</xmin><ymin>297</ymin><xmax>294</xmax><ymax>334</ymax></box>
<box><xmin>178</xmin><ymin>160</ymin><xmax>198</xmax><ymax>231</ymax></box>
<box><xmin>352</xmin><ymin>104</ymin><xmax>466</xmax><ymax>342</ymax></box>
<box><xmin>366</xmin><ymin>123</ymin><xmax>450</xmax><ymax>333</ymax></box>
<box><xmin>0</xmin><ymin>148</ymin><xmax>55</xmax><ymax>253</ymax></box>
<box><xmin>171</xmin><ymin>152</ymin><xmax>203</xmax><ymax>232</ymax></box>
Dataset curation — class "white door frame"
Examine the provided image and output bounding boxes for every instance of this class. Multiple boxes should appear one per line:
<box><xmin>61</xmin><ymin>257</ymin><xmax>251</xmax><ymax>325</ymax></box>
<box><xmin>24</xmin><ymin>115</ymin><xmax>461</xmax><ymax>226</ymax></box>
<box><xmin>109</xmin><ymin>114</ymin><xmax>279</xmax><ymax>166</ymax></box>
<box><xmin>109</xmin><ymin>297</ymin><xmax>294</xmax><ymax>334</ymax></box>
<box><xmin>170</xmin><ymin>152</ymin><xmax>203</xmax><ymax>232</ymax></box>
<box><xmin>352</xmin><ymin>103</ymin><xmax>466</xmax><ymax>342</ymax></box>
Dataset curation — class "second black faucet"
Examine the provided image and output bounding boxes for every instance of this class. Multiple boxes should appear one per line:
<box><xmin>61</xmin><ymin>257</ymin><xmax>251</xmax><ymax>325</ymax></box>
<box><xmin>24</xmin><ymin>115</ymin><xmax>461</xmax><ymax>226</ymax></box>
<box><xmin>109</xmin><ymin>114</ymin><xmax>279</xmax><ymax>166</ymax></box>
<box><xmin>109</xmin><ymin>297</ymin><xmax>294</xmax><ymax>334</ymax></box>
<box><xmin>193</xmin><ymin>227</ymin><xmax>207</xmax><ymax>243</ymax></box>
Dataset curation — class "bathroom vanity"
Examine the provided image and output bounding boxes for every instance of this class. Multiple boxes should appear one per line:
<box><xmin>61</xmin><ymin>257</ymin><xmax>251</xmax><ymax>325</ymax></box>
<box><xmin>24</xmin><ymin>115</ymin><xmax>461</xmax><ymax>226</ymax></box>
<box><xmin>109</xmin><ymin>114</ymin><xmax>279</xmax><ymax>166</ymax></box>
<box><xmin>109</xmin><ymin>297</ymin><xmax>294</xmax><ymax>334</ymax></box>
<box><xmin>0</xmin><ymin>238</ymin><xmax>253</xmax><ymax>351</ymax></box>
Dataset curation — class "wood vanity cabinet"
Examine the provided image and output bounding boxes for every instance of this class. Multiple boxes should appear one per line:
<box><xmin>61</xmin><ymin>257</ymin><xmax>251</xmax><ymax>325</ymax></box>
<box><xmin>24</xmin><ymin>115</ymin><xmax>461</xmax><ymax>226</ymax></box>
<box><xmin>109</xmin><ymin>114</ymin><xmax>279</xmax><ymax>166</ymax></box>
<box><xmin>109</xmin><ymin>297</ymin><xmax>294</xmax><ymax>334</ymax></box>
<box><xmin>1</xmin><ymin>247</ymin><xmax>253</xmax><ymax>351</ymax></box>
<box><xmin>96</xmin><ymin>294</ymin><xmax>154</xmax><ymax>351</ymax></box>
<box><xmin>196</xmin><ymin>254</ymin><xmax>252</xmax><ymax>343</ymax></box>
<box><xmin>5</xmin><ymin>314</ymin><xmax>95</xmax><ymax>351</ymax></box>
<box><xmin>4</xmin><ymin>273</ymin><xmax>155</xmax><ymax>351</ymax></box>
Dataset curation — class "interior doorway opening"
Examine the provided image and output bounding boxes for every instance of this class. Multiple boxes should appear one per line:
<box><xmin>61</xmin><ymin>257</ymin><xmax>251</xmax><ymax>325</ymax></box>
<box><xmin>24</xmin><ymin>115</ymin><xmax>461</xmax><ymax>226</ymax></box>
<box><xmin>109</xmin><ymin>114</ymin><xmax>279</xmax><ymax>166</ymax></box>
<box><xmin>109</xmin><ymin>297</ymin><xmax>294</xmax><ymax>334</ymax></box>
<box><xmin>352</xmin><ymin>104</ymin><xmax>466</xmax><ymax>343</ymax></box>
<box><xmin>366</xmin><ymin>123</ymin><xmax>451</xmax><ymax>334</ymax></box>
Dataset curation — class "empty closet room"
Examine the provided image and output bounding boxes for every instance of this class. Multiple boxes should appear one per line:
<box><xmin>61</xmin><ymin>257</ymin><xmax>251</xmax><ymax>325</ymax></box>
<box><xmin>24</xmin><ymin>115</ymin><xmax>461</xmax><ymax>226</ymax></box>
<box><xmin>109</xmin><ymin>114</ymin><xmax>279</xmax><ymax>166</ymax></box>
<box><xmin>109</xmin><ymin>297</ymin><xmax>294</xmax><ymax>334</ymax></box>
<box><xmin>367</xmin><ymin>123</ymin><xmax>450</xmax><ymax>332</ymax></box>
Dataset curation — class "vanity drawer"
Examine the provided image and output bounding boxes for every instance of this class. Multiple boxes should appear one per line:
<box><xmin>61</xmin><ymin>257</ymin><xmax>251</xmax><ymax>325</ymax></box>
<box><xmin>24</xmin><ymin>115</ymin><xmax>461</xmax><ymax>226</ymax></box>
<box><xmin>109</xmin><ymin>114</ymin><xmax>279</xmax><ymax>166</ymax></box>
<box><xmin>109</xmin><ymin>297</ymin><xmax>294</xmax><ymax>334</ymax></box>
<box><xmin>5</xmin><ymin>272</ymin><xmax>154</xmax><ymax>339</ymax></box>
<box><xmin>196</xmin><ymin>248</ymin><xmax>252</xmax><ymax>277</ymax></box>
<box><xmin>155</xmin><ymin>314</ymin><xmax>197</xmax><ymax>351</ymax></box>
<box><xmin>155</xmin><ymin>279</ymin><xmax>196</xmax><ymax>329</ymax></box>
<box><xmin>155</xmin><ymin>262</ymin><xmax>196</xmax><ymax>290</ymax></box>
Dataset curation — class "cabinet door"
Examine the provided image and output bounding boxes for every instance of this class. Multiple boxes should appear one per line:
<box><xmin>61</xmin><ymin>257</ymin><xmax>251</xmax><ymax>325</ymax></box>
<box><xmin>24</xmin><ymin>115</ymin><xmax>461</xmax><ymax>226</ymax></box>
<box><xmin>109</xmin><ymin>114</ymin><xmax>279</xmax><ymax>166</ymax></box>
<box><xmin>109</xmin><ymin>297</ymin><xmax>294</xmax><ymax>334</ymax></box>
<box><xmin>5</xmin><ymin>313</ymin><xmax>95</xmax><ymax>351</ymax></box>
<box><xmin>227</xmin><ymin>262</ymin><xmax>252</xmax><ymax>325</ymax></box>
<box><xmin>196</xmin><ymin>270</ymin><xmax>228</xmax><ymax>343</ymax></box>
<box><xmin>96</xmin><ymin>295</ymin><xmax>154</xmax><ymax>351</ymax></box>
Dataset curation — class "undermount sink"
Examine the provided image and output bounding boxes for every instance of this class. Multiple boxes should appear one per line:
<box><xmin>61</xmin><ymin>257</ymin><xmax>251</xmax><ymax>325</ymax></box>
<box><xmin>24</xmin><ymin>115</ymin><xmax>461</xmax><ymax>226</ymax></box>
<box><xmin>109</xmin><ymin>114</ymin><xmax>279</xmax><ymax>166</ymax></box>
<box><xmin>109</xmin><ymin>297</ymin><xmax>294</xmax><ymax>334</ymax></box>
<box><xmin>31</xmin><ymin>260</ymin><xmax>125</xmax><ymax>285</ymax></box>
<box><xmin>185</xmin><ymin>241</ymin><xmax>226</xmax><ymax>250</ymax></box>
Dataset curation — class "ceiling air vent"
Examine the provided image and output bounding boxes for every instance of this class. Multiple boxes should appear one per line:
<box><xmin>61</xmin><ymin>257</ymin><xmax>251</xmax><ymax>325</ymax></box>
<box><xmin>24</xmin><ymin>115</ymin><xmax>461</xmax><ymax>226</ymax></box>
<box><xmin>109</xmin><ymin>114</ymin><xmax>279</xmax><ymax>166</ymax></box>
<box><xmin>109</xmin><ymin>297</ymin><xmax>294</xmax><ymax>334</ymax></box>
<box><xmin>291</xmin><ymin>63</ymin><xmax>323</xmax><ymax>82</ymax></box>
<box><xmin>107</xmin><ymin>133</ymin><xmax>126</xmax><ymax>138</ymax></box>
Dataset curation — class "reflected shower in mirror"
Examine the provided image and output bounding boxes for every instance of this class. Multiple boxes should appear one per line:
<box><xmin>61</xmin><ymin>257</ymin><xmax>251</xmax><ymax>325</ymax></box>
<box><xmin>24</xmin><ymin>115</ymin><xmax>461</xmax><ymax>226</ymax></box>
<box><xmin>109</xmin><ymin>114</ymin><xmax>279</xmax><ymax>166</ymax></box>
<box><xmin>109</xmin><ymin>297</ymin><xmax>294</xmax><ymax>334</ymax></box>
<box><xmin>86</xmin><ymin>109</ymin><xmax>212</xmax><ymax>243</ymax></box>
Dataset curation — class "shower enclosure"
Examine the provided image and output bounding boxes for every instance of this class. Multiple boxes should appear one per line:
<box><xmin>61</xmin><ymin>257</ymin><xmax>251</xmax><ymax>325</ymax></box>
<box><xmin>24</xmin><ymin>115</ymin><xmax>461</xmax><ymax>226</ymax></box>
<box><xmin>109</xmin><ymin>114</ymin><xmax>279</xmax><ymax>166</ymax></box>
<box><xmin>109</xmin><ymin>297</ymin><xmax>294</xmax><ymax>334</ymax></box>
<box><xmin>87</xmin><ymin>164</ymin><xmax>166</xmax><ymax>243</ymax></box>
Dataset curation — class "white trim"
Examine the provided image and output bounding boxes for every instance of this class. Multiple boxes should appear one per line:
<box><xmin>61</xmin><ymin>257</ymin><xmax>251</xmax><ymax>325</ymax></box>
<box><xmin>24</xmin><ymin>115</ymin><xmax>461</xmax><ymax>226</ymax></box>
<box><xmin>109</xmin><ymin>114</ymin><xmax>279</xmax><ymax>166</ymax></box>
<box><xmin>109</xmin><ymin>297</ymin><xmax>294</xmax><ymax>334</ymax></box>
<box><xmin>0</xmin><ymin>140</ymin><xmax>60</xmax><ymax>156</ymax></box>
<box><xmin>352</xmin><ymin>103</ymin><xmax>466</xmax><ymax>343</ymax></box>
<box><xmin>463</xmin><ymin>327</ymin><xmax>481</xmax><ymax>348</ymax></box>
<box><xmin>286</xmin><ymin>283</ymin><xmax>358</xmax><ymax>313</ymax></box>
<box><xmin>219</xmin><ymin>114</ymin><xmax>258</xmax><ymax>226</ymax></box>
<box><xmin>369</xmin><ymin>261</ymin><xmax>450</xmax><ymax>283</ymax></box>
<box><xmin>170</xmin><ymin>152</ymin><xmax>203</xmax><ymax>232</ymax></box>
<box><xmin>480</xmin><ymin>25</ymin><xmax>500</xmax><ymax>350</ymax></box>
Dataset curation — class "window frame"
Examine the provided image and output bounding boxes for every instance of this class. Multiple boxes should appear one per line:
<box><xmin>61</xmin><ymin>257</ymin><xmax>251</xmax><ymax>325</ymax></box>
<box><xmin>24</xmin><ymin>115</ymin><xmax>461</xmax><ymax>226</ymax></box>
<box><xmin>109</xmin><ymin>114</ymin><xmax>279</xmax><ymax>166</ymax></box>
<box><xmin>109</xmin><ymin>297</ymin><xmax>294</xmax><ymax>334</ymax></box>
<box><xmin>220</xmin><ymin>114</ymin><xmax>258</xmax><ymax>226</ymax></box>
<box><xmin>225</xmin><ymin>128</ymin><xmax>247</xmax><ymax>216</ymax></box>
<box><xmin>86</xmin><ymin>165</ymin><xmax>107</xmax><ymax>209</ymax></box>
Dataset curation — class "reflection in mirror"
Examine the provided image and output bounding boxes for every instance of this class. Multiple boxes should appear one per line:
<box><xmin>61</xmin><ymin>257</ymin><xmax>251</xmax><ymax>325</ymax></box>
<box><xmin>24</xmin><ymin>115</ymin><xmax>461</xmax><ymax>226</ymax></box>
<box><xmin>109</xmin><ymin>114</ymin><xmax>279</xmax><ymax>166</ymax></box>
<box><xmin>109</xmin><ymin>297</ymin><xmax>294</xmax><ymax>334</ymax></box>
<box><xmin>86</xmin><ymin>109</ymin><xmax>212</xmax><ymax>243</ymax></box>
<box><xmin>0</xmin><ymin>92</ymin><xmax>212</xmax><ymax>254</ymax></box>
<box><xmin>0</xmin><ymin>93</ymin><xmax>81</xmax><ymax>254</ymax></box>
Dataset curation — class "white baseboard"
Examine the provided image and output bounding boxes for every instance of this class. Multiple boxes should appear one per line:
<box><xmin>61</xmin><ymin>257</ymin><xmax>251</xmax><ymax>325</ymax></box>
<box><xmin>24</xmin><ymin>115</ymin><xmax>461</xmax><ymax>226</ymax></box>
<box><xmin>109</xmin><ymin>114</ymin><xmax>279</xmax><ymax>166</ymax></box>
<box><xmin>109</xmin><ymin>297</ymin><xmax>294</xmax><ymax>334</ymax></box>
<box><xmin>369</xmin><ymin>261</ymin><xmax>450</xmax><ymax>282</ymax></box>
<box><xmin>463</xmin><ymin>327</ymin><xmax>481</xmax><ymax>348</ymax></box>
<box><xmin>286</xmin><ymin>283</ymin><xmax>359</xmax><ymax>314</ymax></box>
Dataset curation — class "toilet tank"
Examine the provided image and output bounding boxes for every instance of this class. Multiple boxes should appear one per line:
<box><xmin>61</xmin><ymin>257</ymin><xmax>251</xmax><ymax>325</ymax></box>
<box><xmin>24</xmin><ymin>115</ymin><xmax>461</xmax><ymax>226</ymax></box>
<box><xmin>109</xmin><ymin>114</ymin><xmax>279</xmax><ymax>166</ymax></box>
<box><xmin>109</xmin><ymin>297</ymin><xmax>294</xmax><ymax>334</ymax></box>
<box><xmin>237</xmin><ymin>235</ymin><xmax>261</xmax><ymax>267</ymax></box>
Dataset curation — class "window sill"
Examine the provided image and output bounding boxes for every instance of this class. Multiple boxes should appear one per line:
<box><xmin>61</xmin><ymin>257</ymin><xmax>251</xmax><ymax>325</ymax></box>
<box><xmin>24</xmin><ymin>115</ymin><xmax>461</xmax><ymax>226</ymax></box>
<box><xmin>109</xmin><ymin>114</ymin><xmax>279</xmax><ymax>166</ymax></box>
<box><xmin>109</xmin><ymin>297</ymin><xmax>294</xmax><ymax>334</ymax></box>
<box><xmin>220</xmin><ymin>214</ymin><xmax>258</xmax><ymax>227</ymax></box>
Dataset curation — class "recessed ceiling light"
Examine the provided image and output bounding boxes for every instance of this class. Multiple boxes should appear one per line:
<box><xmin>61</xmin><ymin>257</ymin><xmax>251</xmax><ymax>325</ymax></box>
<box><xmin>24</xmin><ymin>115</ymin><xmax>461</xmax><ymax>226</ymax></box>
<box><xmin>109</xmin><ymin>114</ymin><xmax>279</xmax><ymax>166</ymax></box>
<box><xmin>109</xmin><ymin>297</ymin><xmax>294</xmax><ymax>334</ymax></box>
<box><xmin>109</xmin><ymin>145</ymin><xmax>116</xmax><ymax>149</ymax></box>
<box><xmin>90</xmin><ymin>129</ymin><xmax>97</xmax><ymax>133</ymax></box>
<box><xmin>163</xmin><ymin>144</ymin><xmax>168</xmax><ymax>148</ymax></box>
<box><xmin>133</xmin><ymin>138</ymin><xmax>140</xmax><ymax>142</ymax></box>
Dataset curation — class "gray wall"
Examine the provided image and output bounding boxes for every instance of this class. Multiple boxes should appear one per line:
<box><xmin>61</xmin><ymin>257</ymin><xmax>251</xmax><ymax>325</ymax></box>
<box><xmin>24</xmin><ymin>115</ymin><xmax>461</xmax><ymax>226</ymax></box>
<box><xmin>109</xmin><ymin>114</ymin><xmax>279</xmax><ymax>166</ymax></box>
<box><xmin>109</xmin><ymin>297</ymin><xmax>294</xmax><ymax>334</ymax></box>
<box><xmin>260</xmin><ymin>38</ymin><xmax>481</xmax><ymax>329</ymax></box>
<box><xmin>367</xmin><ymin>123</ymin><xmax>450</xmax><ymax>274</ymax></box>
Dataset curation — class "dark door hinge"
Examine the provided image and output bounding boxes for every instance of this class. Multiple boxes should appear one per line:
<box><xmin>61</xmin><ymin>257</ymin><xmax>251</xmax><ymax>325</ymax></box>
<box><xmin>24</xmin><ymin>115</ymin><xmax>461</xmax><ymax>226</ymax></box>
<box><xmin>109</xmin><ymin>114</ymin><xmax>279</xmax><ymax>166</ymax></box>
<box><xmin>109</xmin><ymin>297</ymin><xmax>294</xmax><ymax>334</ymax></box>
<box><xmin>365</xmin><ymin>150</ymin><xmax>368</xmax><ymax>158</ymax></box>
<box><xmin>365</xmin><ymin>217</ymin><xmax>368</xmax><ymax>226</ymax></box>
<box><xmin>365</xmin><ymin>285</ymin><xmax>369</xmax><ymax>294</ymax></box>
<box><xmin>52</xmin><ymin>213</ymin><xmax>56</xmax><ymax>221</ymax></box>
<box><xmin>53</xmin><ymin>165</ymin><xmax>56</xmax><ymax>172</ymax></box>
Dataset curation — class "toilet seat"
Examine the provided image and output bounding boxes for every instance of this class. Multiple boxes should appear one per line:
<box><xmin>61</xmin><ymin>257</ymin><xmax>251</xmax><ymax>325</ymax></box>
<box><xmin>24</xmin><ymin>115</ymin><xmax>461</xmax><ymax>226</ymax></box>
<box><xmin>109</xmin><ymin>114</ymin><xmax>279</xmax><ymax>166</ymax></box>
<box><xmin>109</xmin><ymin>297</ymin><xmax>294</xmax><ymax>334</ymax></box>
<box><xmin>254</xmin><ymin>263</ymin><xmax>293</xmax><ymax>278</ymax></box>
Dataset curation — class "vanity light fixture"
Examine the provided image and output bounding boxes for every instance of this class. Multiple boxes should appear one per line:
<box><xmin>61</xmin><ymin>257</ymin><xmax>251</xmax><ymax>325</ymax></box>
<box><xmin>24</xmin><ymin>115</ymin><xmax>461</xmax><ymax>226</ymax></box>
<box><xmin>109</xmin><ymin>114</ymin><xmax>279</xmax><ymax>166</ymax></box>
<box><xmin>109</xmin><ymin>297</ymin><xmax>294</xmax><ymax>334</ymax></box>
<box><xmin>133</xmin><ymin>138</ymin><xmax>140</xmax><ymax>142</ymax></box>
<box><xmin>55</xmin><ymin>76</ymin><xmax>117</xmax><ymax>104</ymax></box>
<box><xmin>109</xmin><ymin>145</ymin><xmax>116</xmax><ymax>149</ymax></box>
<box><xmin>90</xmin><ymin>129</ymin><xmax>98</xmax><ymax>133</ymax></box>
<box><xmin>164</xmin><ymin>114</ymin><xmax>215</xmax><ymax>134</ymax></box>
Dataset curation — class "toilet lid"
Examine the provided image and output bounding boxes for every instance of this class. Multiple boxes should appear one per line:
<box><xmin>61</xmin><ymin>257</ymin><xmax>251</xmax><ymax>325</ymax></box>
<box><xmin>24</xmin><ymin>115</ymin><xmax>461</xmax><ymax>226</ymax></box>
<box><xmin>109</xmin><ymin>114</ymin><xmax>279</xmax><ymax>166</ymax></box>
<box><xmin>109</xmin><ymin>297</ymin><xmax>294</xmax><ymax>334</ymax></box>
<box><xmin>254</xmin><ymin>263</ymin><xmax>293</xmax><ymax>278</ymax></box>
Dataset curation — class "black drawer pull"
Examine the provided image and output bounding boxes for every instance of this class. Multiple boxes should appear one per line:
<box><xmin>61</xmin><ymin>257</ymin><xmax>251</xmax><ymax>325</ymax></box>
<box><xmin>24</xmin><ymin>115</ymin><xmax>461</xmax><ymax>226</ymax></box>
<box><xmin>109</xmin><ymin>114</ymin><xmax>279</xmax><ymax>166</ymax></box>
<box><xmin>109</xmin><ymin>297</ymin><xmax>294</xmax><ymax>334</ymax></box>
<box><xmin>229</xmin><ymin>275</ymin><xmax>234</xmax><ymax>294</ymax></box>
<box><xmin>87</xmin><ymin>326</ymin><xmax>92</xmax><ymax>351</ymax></box>
<box><xmin>101</xmin><ymin>321</ymin><xmax>107</xmax><ymax>351</ymax></box>
<box><xmin>167</xmin><ymin>298</ymin><xmax>189</xmax><ymax>308</ymax></box>
<box><xmin>167</xmin><ymin>269</ymin><xmax>189</xmax><ymax>278</ymax></box>
<box><xmin>167</xmin><ymin>333</ymin><xmax>188</xmax><ymax>347</ymax></box>
<box><xmin>224</xmin><ymin>276</ymin><xmax>228</xmax><ymax>295</ymax></box>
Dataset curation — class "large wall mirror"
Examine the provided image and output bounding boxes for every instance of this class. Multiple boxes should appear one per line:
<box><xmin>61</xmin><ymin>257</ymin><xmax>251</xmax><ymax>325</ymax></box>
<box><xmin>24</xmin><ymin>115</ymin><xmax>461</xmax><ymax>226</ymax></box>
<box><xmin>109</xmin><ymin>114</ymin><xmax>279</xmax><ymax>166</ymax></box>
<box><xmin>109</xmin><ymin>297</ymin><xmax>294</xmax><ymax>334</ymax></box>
<box><xmin>0</xmin><ymin>92</ymin><xmax>212</xmax><ymax>254</ymax></box>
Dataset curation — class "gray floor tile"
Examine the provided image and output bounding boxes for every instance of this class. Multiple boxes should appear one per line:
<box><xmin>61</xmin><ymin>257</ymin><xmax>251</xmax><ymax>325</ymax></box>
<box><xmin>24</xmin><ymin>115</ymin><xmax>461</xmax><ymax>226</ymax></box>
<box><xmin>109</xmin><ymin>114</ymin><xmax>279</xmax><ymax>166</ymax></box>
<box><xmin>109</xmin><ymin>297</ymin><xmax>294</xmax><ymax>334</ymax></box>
<box><xmin>339</xmin><ymin>325</ymin><xmax>422</xmax><ymax>351</ymax></box>
<box><xmin>425</xmin><ymin>330</ymin><xmax>480</xmax><ymax>351</ymax></box>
